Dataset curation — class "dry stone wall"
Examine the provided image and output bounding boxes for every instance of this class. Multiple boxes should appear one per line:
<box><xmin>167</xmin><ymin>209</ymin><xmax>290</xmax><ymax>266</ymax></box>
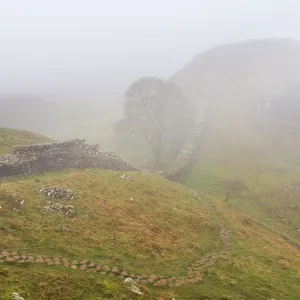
<box><xmin>166</xmin><ymin>103</ymin><xmax>207</xmax><ymax>182</ymax></box>
<box><xmin>0</xmin><ymin>139</ymin><xmax>138</xmax><ymax>178</ymax></box>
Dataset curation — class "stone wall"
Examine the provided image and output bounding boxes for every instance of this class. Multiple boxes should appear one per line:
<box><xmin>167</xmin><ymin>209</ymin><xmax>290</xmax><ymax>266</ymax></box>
<box><xmin>0</xmin><ymin>139</ymin><xmax>138</xmax><ymax>178</ymax></box>
<box><xmin>165</xmin><ymin>103</ymin><xmax>207</xmax><ymax>182</ymax></box>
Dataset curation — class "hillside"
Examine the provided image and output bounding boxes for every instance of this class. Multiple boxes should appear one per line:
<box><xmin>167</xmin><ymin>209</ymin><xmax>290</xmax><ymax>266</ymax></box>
<box><xmin>0</xmin><ymin>95</ymin><xmax>119</xmax><ymax>146</ymax></box>
<box><xmin>172</xmin><ymin>38</ymin><xmax>300</xmax><ymax>162</ymax></box>
<box><xmin>171</xmin><ymin>39</ymin><xmax>300</xmax><ymax>257</ymax></box>
<box><xmin>0</xmin><ymin>127</ymin><xmax>52</xmax><ymax>155</ymax></box>
<box><xmin>2</xmin><ymin>169</ymin><xmax>300</xmax><ymax>299</ymax></box>
<box><xmin>2</xmin><ymin>39</ymin><xmax>300</xmax><ymax>299</ymax></box>
<box><xmin>173</xmin><ymin>38</ymin><xmax>300</xmax><ymax>102</ymax></box>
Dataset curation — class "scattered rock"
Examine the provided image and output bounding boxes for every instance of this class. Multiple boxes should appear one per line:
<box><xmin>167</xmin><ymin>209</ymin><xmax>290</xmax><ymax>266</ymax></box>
<box><xmin>44</xmin><ymin>203</ymin><xmax>76</xmax><ymax>217</ymax></box>
<box><xmin>6</xmin><ymin>257</ymin><xmax>16</xmax><ymax>263</ymax></box>
<box><xmin>1</xmin><ymin>251</ymin><xmax>10</xmax><ymax>257</ymax></box>
<box><xmin>80</xmin><ymin>260</ymin><xmax>88</xmax><ymax>265</ymax></box>
<box><xmin>111</xmin><ymin>267</ymin><xmax>120</xmax><ymax>273</ymax></box>
<box><xmin>60</xmin><ymin>226</ymin><xmax>69</xmax><ymax>232</ymax></box>
<box><xmin>120</xmin><ymin>174</ymin><xmax>131</xmax><ymax>180</ymax></box>
<box><xmin>124</xmin><ymin>278</ymin><xmax>143</xmax><ymax>295</ymax></box>
<box><xmin>17</xmin><ymin>260</ymin><xmax>25</xmax><ymax>264</ymax></box>
<box><xmin>88</xmin><ymin>263</ymin><xmax>96</xmax><ymax>268</ymax></box>
<box><xmin>12</xmin><ymin>256</ymin><xmax>20</xmax><ymax>261</ymax></box>
<box><xmin>40</xmin><ymin>187</ymin><xmax>74</xmax><ymax>200</ymax></box>
<box><xmin>102</xmin><ymin>266</ymin><xmax>110</xmax><ymax>271</ymax></box>
<box><xmin>96</xmin><ymin>265</ymin><xmax>102</xmax><ymax>271</ymax></box>
<box><xmin>12</xmin><ymin>293</ymin><xmax>24</xmax><ymax>300</ymax></box>
<box><xmin>41</xmin><ymin>187</ymin><xmax>76</xmax><ymax>217</ymax></box>
<box><xmin>35</xmin><ymin>258</ymin><xmax>44</xmax><ymax>263</ymax></box>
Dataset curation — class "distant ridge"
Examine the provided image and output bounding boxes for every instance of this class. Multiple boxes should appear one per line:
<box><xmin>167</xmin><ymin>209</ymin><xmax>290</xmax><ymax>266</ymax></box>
<box><xmin>0</xmin><ymin>127</ymin><xmax>52</xmax><ymax>155</ymax></box>
<box><xmin>172</xmin><ymin>38</ymin><xmax>300</xmax><ymax>162</ymax></box>
<box><xmin>172</xmin><ymin>38</ymin><xmax>300</xmax><ymax>101</ymax></box>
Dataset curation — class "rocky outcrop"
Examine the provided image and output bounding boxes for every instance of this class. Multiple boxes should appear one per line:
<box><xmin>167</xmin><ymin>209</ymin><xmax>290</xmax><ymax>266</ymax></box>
<box><xmin>0</xmin><ymin>139</ymin><xmax>138</xmax><ymax>178</ymax></box>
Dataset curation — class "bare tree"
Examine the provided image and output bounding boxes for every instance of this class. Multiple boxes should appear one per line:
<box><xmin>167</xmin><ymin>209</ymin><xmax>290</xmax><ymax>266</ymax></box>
<box><xmin>220</xmin><ymin>179</ymin><xmax>248</xmax><ymax>203</ymax></box>
<box><xmin>115</xmin><ymin>77</ymin><xmax>196</xmax><ymax>170</ymax></box>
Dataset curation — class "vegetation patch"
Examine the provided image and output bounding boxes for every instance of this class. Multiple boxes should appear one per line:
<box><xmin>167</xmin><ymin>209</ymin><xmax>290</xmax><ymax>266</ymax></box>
<box><xmin>0</xmin><ymin>127</ymin><xmax>51</xmax><ymax>155</ymax></box>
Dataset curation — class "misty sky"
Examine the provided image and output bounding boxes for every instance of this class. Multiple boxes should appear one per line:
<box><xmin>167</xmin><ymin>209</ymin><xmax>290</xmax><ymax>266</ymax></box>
<box><xmin>1</xmin><ymin>0</ymin><xmax>300</xmax><ymax>101</ymax></box>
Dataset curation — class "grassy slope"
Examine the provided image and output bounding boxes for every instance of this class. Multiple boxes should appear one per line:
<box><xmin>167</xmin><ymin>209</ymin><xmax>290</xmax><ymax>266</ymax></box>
<box><xmin>0</xmin><ymin>264</ymin><xmax>144</xmax><ymax>300</ymax></box>
<box><xmin>0</xmin><ymin>127</ymin><xmax>52</xmax><ymax>155</ymax></box>
<box><xmin>186</xmin><ymin>148</ymin><xmax>300</xmax><ymax>243</ymax></box>
<box><xmin>1</xmin><ymin>170</ymin><xmax>300</xmax><ymax>299</ymax></box>
<box><xmin>0</xmin><ymin>170</ymin><xmax>220</xmax><ymax>276</ymax></box>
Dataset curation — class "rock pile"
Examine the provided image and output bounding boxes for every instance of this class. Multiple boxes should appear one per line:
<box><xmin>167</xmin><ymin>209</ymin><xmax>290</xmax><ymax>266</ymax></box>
<box><xmin>44</xmin><ymin>203</ymin><xmax>76</xmax><ymax>217</ymax></box>
<box><xmin>12</xmin><ymin>293</ymin><xmax>24</xmax><ymax>300</ymax></box>
<box><xmin>41</xmin><ymin>187</ymin><xmax>76</xmax><ymax>217</ymax></box>
<box><xmin>40</xmin><ymin>187</ymin><xmax>74</xmax><ymax>200</ymax></box>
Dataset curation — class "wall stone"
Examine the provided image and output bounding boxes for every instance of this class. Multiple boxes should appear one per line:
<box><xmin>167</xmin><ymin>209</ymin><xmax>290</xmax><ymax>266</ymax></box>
<box><xmin>0</xmin><ymin>139</ymin><xmax>138</xmax><ymax>178</ymax></box>
<box><xmin>165</xmin><ymin>103</ymin><xmax>207</xmax><ymax>182</ymax></box>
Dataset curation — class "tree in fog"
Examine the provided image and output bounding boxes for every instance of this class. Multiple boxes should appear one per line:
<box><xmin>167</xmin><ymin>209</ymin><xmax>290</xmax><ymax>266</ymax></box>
<box><xmin>221</xmin><ymin>179</ymin><xmax>248</xmax><ymax>203</ymax></box>
<box><xmin>115</xmin><ymin>77</ymin><xmax>196</xmax><ymax>169</ymax></box>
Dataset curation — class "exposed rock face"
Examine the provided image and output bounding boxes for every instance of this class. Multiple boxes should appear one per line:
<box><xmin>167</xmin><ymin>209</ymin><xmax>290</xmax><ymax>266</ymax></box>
<box><xmin>0</xmin><ymin>139</ymin><xmax>138</xmax><ymax>178</ymax></box>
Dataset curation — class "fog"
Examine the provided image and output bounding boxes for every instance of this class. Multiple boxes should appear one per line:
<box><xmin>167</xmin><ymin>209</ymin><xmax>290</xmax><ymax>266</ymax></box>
<box><xmin>2</xmin><ymin>3</ymin><xmax>300</xmax><ymax>298</ymax></box>
<box><xmin>1</xmin><ymin>0</ymin><xmax>300</xmax><ymax>102</ymax></box>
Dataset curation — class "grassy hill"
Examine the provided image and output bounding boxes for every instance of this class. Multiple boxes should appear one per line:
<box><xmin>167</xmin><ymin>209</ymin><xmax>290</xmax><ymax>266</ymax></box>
<box><xmin>170</xmin><ymin>38</ymin><xmax>300</xmax><ymax>262</ymax></box>
<box><xmin>173</xmin><ymin>38</ymin><xmax>300</xmax><ymax>102</ymax></box>
<box><xmin>0</xmin><ymin>127</ymin><xmax>52</xmax><ymax>155</ymax></box>
<box><xmin>186</xmin><ymin>151</ymin><xmax>300</xmax><ymax>250</ymax></box>
<box><xmin>2</xmin><ymin>39</ymin><xmax>300</xmax><ymax>299</ymax></box>
<box><xmin>2</xmin><ymin>169</ymin><xmax>300</xmax><ymax>299</ymax></box>
<box><xmin>172</xmin><ymin>38</ymin><xmax>300</xmax><ymax>162</ymax></box>
<box><xmin>0</xmin><ymin>96</ymin><xmax>119</xmax><ymax>147</ymax></box>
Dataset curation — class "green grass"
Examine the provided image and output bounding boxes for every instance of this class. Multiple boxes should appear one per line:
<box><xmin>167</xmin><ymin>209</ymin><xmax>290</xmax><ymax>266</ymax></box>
<box><xmin>2</xmin><ymin>169</ymin><xmax>300</xmax><ymax>299</ymax></box>
<box><xmin>186</xmin><ymin>156</ymin><xmax>300</xmax><ymax>244</ymax></box>
<box><xmin>0</xmin><ymin>127</ymin><xmax>52</xmax><ymax>155</ymax></box>
<box><xmin>0</xmin><ymin>263</ymin><xmax>148</xmax><ymax>300</ymax></box>
<box><xmin>0</xmin><ymin>170</ymin><xmax>220</xmax><ymax>276</ymax></box>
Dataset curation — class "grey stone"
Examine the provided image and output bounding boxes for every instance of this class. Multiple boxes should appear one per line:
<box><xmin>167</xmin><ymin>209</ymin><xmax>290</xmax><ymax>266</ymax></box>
<box><xmin>12</xmin><ymin>293</ymin><xmax>24</xmax><ymax>300</ymax></box>
<box><xmin>0</xmin><ymin>140</ymin><xmax>138</xmax><ymax>179</ymax></box>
